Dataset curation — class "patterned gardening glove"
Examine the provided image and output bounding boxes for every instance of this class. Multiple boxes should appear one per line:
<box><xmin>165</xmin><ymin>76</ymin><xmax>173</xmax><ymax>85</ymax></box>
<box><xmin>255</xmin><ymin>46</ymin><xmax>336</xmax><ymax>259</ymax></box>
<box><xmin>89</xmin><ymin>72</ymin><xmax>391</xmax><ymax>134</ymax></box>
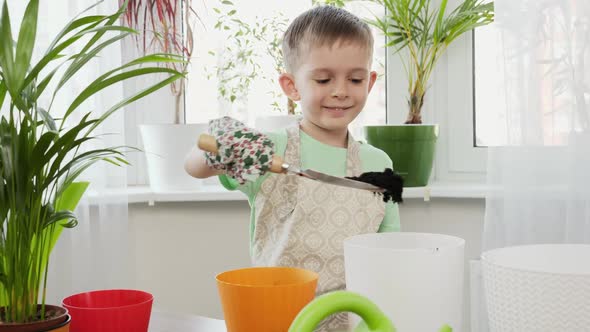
<box><xmin>205</xmin><ymin>116</ymin><xmax>275</xmax><ymax>184</ymax></box>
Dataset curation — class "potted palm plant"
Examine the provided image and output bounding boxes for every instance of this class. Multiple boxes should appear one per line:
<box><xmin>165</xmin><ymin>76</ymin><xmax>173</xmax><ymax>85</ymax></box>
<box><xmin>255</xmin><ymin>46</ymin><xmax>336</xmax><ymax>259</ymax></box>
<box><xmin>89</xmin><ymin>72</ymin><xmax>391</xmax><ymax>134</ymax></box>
<box><xmin>366</xmin><ymin>0</ymin><xmax>494</xmax><ymax>186</ymax></box>
<box><xmin>0</xmin><ymin>0</ymin><xmax>184</xmax><ymax>330</ymax></box>
<box><xmin>320</xmin><ymin>0</ymin><xmax>494</xmax><ymax>186</ymax></box>
<box><xmin>372</xmin><ymin>0</ymin><xmax>495</xmax><ymax>125</ymax></box>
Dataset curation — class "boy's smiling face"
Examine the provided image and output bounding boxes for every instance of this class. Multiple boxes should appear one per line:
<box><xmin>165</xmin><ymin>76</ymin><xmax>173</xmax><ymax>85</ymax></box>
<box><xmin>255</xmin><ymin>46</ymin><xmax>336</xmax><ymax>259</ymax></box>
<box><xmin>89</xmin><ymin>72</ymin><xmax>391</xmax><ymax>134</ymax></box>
<box><xmin>280</xmin><ymin>40</ymin><xmax>377</xmax><ymax>134</ymax></box>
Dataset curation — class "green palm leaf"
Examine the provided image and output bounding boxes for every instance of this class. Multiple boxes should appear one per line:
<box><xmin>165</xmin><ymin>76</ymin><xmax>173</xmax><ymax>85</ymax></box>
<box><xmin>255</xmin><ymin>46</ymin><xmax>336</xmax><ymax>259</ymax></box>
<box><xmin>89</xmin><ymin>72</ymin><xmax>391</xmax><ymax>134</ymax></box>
<box><xmin>14</xmin><ymin>0</ymin><xmax>38</xmax><ymax>92</ymax></box>
<box><xmin>376</xmin><ymin>0</ymin><xmax>494</xmax><ymax>122</ymax></box>
<box><xmin>0</xmin><ymin>0</ymin><xmax>185</xmax><ymax>322</ymax></box>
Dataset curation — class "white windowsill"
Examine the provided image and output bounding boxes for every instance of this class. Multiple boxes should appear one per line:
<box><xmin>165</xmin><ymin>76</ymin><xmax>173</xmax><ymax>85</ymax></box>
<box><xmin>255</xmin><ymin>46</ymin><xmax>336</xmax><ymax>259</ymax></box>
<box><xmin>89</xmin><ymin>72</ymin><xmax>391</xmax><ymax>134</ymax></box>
<box><xmin>408</xmin><ymin>181</ymin><xmax>488</xmax><ymax>200</ymax></box>
<box><xmin>87</xmin><ymin>181</ymin><xmax>487</xmax><ymax>206</ymax></box>
<box><xmin>121</xmin><ymin>185</ymin><xmax>246</xmax><ymax>205</ymax></box>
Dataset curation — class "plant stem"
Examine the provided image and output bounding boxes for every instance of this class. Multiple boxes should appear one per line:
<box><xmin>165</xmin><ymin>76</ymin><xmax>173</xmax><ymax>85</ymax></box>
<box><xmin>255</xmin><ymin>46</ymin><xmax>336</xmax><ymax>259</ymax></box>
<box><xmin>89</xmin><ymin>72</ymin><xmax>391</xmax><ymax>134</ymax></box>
<box><xmin>406</xmin><ymin>86</ymin><xmax>425</xmax><ymax>124</ymax></box>
<box><xmin>174</xmin><ymin>89</ymin><xmax>182</xmax><ymax>124</ymax></box>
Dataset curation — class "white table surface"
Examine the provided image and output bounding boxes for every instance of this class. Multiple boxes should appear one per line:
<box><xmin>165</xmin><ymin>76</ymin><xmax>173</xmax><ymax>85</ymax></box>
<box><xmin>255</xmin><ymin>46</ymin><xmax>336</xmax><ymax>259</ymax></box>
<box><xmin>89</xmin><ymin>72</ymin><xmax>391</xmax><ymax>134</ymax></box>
<box><xmin>149</xmin><ymin>310</ymin><xmax>350</xmax><ymax>332</ymax></box>
<box><xmin>149</xmin><ymin>310</ymin><xmax>227</xmax><ymax>332</ymax></box>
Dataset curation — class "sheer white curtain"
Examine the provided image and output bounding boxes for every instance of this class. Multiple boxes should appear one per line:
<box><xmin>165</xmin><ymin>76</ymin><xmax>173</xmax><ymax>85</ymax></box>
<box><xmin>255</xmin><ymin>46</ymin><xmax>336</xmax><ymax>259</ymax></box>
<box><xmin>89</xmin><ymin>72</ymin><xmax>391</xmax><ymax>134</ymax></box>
<box><xmin>483</xmin><ymin>0</ymin><xmax>590</xmax><ymax>251</ymax></box>
<box><xmin>474</xmin><ymin>0</ymin><xmax>590</xmax><ymax>330</ymax></box>
<box><xmin>7</xmin><ymin>0</ymin><xmax>133</xmax><ymax>304</ymax></box>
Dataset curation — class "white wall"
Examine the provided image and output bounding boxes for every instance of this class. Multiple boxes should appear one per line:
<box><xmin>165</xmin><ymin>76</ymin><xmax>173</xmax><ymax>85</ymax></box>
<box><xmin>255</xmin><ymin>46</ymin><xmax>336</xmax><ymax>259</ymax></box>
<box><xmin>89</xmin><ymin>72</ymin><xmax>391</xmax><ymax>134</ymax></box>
<box><xmin>130</xmin><ymin>197</ymin><xmax>485</xmax><ymax>331</ymax></box>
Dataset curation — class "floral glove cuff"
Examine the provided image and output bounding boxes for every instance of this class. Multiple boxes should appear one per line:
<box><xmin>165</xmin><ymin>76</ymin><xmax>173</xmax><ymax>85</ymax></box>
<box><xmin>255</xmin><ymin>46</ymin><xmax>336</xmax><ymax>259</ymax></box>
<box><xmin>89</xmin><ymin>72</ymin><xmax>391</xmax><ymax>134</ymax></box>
<box><xmin>205</xmin><ymin>116</ymin><xmax>275</xmax><ymax>184</ymax></box>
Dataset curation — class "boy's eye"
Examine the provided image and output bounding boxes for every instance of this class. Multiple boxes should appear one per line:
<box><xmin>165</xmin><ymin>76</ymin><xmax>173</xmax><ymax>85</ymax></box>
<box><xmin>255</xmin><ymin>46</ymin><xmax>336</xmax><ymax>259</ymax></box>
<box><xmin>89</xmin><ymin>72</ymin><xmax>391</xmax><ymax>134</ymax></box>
<box><xmin>351</xmin><ymin>79</ymin><xmax>364</xmax><ymax>84</ymax></box>
<box><xmin>314</xmin><ymin>79</ymin><xmax>330</xmax><ymax>84</ymax></box>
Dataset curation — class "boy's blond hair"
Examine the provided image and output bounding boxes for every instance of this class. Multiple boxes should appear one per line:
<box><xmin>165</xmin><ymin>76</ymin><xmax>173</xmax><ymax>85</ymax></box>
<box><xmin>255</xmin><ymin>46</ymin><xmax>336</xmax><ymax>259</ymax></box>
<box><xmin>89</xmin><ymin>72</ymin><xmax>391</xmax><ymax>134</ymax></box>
<box><xmin>282</xmin><ymin>5</ymin><xmax>374</xmax><ymax>73</ymax></box>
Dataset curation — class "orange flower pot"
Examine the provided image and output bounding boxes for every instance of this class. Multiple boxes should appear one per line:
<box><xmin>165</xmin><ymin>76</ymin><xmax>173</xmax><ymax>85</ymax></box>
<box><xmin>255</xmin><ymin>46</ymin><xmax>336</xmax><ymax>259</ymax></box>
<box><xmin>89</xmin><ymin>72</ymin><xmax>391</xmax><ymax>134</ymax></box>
<box><xmin>216</xmin><ymin>267</ymin><xmax>318</xmax><ymax>332</ymax></box>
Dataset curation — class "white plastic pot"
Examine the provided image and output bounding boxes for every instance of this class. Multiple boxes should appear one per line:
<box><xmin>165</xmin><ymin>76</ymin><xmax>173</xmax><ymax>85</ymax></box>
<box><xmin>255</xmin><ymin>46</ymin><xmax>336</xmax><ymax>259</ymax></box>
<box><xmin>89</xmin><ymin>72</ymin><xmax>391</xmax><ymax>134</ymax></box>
<box><xmin>140</xmin><ymin>123</ymin><xmax>208</xmax><ymax>192</ymax></box>
<box><xmin>344</xmin><ymin>232</ymin><xmax>465</xmax><ymax>332</ymax></box>
<box><xmin>482</xmin><ymin>244</ymin><xmax>590</xmax><ymax>332</ymax></box>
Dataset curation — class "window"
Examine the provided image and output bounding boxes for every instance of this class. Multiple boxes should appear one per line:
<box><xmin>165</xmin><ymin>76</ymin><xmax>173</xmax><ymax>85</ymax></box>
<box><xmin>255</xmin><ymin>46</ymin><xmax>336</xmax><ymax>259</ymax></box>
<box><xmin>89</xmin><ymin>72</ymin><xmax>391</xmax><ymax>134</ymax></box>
<box><xmin>184</xmin><ymin>1</ymin><xmax>386</xmax><ymax>138</ymax></box>
<box><xmin>435</xmin><ymin>29</ymin><xmax>487</xmax><ymax>179</ymax></box>
<box><xmin>129</xmin><ymin>0</ymin><xmax>492</xmax><ymax>186</ymax></box>
<box><xmin>474</xmin><ymin>7</ymin><xmax>587</xmax><ymax>148</ymax></box>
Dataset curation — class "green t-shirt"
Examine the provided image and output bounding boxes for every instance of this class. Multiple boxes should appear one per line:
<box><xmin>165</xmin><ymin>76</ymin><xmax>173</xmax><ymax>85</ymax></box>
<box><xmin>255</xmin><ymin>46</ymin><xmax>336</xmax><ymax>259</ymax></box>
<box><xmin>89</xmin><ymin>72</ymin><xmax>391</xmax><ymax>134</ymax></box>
<box><xmin>219</xmin><ymin>129</ymin><xmax>401</xmax><ymax>248</ymax></box>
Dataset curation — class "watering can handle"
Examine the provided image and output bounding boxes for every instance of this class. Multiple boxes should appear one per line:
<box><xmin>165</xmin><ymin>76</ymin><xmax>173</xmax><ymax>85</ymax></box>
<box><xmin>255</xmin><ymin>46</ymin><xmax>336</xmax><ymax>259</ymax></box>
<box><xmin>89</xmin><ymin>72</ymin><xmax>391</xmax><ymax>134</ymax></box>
<box><xmin>287</xmin><ymin>291</ymin><xmax>396</xmax><ymax>332</ymax></box>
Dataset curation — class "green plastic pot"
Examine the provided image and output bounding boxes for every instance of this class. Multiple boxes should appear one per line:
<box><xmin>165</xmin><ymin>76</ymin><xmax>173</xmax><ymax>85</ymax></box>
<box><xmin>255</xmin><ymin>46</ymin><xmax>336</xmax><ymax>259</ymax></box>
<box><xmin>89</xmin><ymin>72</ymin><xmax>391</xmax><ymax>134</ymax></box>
<box><xmin>364</xmin><ymin>125</ymin><xmax>438</xmax><ymax>187</ymax></box>
<box><xmin>288</xmin><ymin>291</ymin><xmax>453</xmax><ymax>332</ymax></box>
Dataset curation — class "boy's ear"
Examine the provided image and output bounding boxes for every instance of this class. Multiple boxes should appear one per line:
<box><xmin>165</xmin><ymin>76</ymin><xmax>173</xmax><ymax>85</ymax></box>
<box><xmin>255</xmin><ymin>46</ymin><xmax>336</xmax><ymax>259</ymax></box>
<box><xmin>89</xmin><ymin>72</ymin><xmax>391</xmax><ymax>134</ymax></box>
<box><xmin>367</xmin><ymin>71</ymin><xmax>378</xmax><ymax>93</ymax></box>
<box><xmin>279</xmin><ymin>73</ymin><xmax>301</xmax><ymax>101</ymax></box>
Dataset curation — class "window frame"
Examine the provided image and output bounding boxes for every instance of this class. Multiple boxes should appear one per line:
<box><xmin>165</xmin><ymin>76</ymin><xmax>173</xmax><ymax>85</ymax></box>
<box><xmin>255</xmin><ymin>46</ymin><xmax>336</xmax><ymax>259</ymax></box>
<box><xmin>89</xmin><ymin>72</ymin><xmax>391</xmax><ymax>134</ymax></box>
<box><xmin>438</xmin><ymin>30</ymin><xmax>487</xmax><ymax>181</ymax></box>
<box><xmin>126</xmin><ymin>1</ymin><xmax>490</xmax><ymax>187</ymax></box>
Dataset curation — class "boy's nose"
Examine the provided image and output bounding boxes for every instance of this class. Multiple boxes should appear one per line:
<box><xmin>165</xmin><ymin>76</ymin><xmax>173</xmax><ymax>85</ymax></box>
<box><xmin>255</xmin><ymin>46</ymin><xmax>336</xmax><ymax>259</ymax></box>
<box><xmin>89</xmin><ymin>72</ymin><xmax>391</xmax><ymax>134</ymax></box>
<box><xmin>331</xmin><ymin>81</ymin><xmax>348</xmax><ymax>98</ymax></box>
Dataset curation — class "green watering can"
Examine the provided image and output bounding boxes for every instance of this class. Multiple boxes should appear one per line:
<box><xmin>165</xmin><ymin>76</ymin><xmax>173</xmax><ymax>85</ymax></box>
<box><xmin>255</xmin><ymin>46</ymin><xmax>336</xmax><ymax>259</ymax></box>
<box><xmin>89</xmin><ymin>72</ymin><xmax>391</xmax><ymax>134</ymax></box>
<box><xmin>288</xmin><ymin>291</ymin><xmax>453</xmax><ymax>332</ymax></box>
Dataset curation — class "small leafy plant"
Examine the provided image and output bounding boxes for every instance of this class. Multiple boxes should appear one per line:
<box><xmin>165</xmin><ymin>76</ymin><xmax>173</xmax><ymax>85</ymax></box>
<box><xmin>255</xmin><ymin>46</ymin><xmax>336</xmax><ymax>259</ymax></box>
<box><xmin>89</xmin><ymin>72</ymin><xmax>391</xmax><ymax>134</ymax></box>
<box><xmin>209</xmin><ymin>0</ymin><xmax>296</xmax><ymax>115</ymax></box>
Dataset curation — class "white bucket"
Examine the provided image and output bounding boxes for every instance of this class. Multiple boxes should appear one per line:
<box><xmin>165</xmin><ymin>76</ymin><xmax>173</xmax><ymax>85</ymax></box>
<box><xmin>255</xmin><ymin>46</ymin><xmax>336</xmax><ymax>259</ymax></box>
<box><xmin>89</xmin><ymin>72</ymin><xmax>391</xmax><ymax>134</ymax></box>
<box><xmin>140</xmin><ymin>123</ymin><xmax>208</xmax><ymax>192</ymax></box>
<box><xmin>344</xmin><ymin>232</ymin><xmax>465</xmax><ymax>332</ymax></box>
<box><xmin>482</xmin><ymin>244</ymin><xmax>590</xmax><ymax>332</ymax></box>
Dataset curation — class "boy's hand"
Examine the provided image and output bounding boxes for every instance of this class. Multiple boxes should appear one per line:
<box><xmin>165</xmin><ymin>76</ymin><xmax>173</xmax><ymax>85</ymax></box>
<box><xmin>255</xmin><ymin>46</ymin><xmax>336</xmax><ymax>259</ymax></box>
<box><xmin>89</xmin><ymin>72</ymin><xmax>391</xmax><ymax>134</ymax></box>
<box><xmin>205</xmin><ymin>116</ymin><xmax>275</xmax><ymax>184</ymax></box>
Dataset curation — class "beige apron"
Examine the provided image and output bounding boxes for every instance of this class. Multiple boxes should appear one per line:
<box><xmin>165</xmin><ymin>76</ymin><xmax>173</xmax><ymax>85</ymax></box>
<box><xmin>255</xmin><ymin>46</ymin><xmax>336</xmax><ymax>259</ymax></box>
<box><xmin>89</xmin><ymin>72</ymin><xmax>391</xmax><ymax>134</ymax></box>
<box><xmin>252</xmin><ymin>125</ymin><xmax>386</xmax><ymax>331</ymax></box>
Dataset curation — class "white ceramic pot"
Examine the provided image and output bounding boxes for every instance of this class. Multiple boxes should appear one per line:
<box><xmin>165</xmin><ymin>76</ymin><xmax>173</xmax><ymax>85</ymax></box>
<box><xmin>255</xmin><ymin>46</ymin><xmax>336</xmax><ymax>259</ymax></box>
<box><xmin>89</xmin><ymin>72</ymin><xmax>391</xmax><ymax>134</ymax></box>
<box><xmin>140</xmin><ymin>123</ymin><xmax>208</xmax><ymax>192</ymax></box>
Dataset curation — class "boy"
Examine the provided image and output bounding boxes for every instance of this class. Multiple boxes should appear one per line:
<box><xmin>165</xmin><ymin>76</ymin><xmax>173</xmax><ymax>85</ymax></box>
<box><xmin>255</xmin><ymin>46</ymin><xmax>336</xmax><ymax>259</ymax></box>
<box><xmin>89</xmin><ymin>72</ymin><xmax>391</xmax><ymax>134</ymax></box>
<box><xmin>185</xmin><ymin>5</ymin><xmax>400</xmax><ymax>330</ymax></box>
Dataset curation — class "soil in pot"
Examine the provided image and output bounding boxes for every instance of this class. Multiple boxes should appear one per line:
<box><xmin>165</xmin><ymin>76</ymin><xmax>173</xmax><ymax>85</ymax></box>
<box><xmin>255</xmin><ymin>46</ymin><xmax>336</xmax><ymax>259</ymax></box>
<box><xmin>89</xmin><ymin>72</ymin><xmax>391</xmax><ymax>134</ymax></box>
<box><xmin>0</xmin><ymin>305</ymin><xmax>68</xmax><ymax>332</ymax></box>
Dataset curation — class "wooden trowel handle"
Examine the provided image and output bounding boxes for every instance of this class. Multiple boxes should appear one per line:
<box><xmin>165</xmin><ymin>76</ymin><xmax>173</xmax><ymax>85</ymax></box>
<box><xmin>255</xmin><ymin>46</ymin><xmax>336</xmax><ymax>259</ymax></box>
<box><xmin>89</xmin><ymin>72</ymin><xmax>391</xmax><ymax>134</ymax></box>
<box><xmin>197</xmin><ymin>134</ymin><xmax>285</xmax><ymax>173</ymax></box>
<box><xmin>197</xmin><ymin>134</ymin><xmax>219</xmax><ymax>154</ymax></box>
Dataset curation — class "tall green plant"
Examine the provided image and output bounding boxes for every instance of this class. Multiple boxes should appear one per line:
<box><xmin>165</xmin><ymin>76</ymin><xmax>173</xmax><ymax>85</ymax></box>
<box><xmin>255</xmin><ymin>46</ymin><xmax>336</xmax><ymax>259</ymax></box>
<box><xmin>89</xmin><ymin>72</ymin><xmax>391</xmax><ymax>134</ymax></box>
<box><xmin>375</xmin><ymin>0</ymin><xmax>494</xmax><ymax>123</ymax></box>
<box><xmin>317</xmin><ymin>0</ymin><xmax>494</xmax><ymax>123</ymax></box>
<box><xmin>0</xmin><ymin>0</ymin><xmax>184</xmax><ymax>323</ymax></box>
